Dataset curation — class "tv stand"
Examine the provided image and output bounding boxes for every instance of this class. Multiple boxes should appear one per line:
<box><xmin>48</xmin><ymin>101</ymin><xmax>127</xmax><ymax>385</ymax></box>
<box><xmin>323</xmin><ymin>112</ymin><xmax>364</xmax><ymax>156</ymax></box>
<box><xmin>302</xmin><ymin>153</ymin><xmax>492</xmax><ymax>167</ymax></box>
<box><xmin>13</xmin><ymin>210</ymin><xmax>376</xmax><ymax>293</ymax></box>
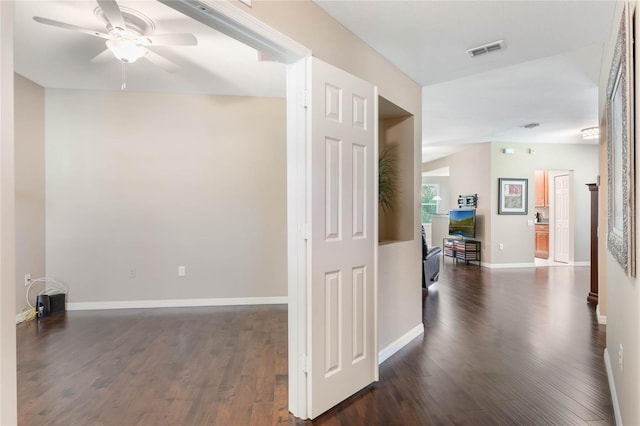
<box><xmin>443</xmin><ymin>237</ymin><xmax>481</xmax><ymax>266</ymax></box>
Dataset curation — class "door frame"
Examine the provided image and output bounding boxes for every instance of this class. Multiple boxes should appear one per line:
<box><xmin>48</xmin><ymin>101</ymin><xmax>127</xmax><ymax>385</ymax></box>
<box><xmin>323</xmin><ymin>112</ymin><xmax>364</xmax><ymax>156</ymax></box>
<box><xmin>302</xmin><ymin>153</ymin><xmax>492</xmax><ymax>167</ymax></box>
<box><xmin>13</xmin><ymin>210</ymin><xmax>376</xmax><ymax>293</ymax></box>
<box><xmin>1</xmin><ymin>0</ymin><xmax>319</xmax><ymax>420</ymax></box>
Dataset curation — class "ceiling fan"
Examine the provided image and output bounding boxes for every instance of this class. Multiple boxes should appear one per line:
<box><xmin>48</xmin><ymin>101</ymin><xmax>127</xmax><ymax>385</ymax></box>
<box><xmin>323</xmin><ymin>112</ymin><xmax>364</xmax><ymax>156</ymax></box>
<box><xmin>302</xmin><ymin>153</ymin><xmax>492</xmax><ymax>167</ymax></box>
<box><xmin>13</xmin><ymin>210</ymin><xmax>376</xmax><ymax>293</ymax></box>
<box><xmin>33</xmin><ymin>0</ymin><xmax>197</xmax><ymax>73</ymax></box>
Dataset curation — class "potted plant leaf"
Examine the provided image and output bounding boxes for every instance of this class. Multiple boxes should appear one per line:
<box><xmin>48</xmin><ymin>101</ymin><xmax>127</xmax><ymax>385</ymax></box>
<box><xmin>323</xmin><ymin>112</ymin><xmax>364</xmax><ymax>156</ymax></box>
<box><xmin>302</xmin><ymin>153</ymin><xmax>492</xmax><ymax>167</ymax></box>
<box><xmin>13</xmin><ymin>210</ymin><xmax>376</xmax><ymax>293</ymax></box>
<box><xmin>378</xmin><ymin>146</ymin><xmax>396</xmax><ymax>212</ymax></box>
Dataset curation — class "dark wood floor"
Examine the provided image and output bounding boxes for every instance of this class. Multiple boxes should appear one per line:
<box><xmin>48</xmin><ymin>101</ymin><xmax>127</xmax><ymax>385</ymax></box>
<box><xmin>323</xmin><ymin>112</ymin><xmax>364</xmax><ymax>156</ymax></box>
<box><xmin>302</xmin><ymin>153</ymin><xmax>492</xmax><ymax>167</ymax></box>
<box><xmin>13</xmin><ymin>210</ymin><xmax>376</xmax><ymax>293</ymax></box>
<box><xmin>17</xmin><ymin>263</ymin><xmax>614</xmax><ymax>425</ymax></box>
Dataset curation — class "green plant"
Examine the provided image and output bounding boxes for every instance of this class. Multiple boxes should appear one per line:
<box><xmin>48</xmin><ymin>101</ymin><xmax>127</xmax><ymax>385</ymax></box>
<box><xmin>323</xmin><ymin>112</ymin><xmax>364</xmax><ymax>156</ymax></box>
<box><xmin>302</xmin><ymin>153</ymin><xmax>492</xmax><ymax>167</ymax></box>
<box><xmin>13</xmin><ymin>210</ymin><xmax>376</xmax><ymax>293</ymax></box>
<box><xmin>378</xmin><ymin>146</ymin><xmax>397</xmax><ymax>212</ymax></box>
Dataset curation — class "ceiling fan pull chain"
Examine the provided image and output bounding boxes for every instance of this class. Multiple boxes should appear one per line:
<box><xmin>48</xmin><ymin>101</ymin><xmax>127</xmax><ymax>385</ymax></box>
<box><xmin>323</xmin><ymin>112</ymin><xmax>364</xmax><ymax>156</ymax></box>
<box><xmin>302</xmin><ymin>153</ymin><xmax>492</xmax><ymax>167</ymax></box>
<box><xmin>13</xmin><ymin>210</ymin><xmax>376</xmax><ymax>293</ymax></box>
<box><xmin>121</xmin><ymin>61</ymin><xmax>126</xmax><ymax>91</ymax></box>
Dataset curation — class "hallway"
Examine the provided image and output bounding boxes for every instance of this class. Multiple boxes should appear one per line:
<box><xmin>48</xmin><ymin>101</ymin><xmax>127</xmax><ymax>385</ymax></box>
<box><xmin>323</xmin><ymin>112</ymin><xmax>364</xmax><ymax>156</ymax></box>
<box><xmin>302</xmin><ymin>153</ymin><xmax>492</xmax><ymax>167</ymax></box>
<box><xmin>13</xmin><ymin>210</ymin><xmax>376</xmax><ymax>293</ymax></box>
<box><xmin>17</xmin><ymin>264</ymin><xmax>613</xmax><ymax>425</ymax></box>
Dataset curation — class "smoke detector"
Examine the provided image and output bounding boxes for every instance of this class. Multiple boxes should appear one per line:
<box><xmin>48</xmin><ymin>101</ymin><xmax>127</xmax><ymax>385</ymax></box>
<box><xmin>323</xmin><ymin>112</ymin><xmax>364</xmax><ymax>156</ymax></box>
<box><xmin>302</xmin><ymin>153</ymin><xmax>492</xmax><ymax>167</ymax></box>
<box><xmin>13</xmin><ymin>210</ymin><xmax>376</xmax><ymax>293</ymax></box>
<box><xmin>466</xmin><ymin>40</ymin><xmax>504</xmax><ymax>57</ymax></box>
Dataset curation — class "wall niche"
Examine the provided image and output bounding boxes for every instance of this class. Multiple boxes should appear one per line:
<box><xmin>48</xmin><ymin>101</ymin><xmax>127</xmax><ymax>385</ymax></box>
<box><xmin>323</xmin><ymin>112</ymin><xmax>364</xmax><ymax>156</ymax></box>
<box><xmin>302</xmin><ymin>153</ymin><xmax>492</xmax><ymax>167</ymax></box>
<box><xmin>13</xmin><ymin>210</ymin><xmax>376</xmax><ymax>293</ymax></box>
<box><xmin>378</xmin><ymin>96</ymin><xmax>414</xmax><ymax>243</ymax></box>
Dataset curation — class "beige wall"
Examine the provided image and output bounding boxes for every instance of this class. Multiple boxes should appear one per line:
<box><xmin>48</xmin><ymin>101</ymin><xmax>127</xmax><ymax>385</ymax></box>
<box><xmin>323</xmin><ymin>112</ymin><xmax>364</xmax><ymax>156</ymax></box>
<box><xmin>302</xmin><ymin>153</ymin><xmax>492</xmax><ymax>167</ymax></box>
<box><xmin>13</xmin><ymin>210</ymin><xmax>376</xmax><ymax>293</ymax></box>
<box><xmin>379</xmin><ymin>116</ymin><xmax>414</xmax><ymax>243</ymax></box>
<box><xmin>489</xmin><ymin>142</ymin><xmax>598</xmax><ymax>265</ymax></box>
<box><xmin>423</xmin><ymin>142</ymin><xmax>598</xmax><ymax>265</ymax></box>
<box><xmin>46</xmin><ymin>89</ymin><xmax>288</xmax><ymax>302</ymax></box>
<box><xmin>600</xmin><ymin>2</ymin><xmax>640</xmax><ymax>424</ymax></box>
<box><xmin>423</xmin><ymin>143</ymin><xmax>492</xmax><ymax>262</ymax></box>
<box><xmin>15</xmin><ymin>74</ymin><xmax>45</xmax><ymax>312</ymax></box>
<box><xmin>0</xmin><ymin>2</ymin><xmax>17</xmax><ymax>423</ymax></box>
<box><xmin>236</xmin><ymin>0</ymin><xmax>423</xmax><ymax>349</ymax></box>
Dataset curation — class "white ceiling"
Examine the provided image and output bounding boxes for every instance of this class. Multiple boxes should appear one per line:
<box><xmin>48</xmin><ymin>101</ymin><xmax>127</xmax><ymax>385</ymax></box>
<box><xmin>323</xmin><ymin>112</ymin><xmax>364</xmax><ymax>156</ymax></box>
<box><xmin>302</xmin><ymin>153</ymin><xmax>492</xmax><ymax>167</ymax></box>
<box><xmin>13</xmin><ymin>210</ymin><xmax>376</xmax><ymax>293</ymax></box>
<box><xmin>16</xmin><ymin>1</ymin><xmax>618</xmax><ymax>162</ymax></box>
<box><xmin>14</xmin><ymin>1</ymin><xmax>286</xmax><ymax>97</ymax></box>
<box><xmin>314</xmin><ymin>0</ymin><xmax>617</xmax><ymax>162</ymax></box>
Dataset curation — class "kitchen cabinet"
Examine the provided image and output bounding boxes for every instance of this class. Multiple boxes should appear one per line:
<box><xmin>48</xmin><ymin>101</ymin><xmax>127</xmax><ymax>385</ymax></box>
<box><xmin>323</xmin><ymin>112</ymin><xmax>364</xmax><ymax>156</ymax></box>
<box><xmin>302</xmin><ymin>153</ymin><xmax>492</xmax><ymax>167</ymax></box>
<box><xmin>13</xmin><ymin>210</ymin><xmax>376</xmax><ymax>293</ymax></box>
<box><xmin>535</xmin><ymin>224</ymin><xmax>549</xmax><ymax>259</ymax></box>
<box><xmin>534</xmin><ymin>170</ymin><xmax>549</xmax><ymax>207</ymax></box>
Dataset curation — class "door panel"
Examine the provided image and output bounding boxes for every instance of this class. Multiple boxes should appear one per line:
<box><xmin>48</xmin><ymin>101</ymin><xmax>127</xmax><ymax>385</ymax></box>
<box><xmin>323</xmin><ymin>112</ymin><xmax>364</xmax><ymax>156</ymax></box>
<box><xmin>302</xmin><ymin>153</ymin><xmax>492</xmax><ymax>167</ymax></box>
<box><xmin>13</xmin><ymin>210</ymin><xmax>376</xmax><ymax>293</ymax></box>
<box><xmin>309</xmin><ymin>57</ymin><xmax>377</xmax><ymax>419</ymax></box>
<box><xmin>555</xmin><ymin>174</ymin><xmax>570</xmax><ymax>263</ymax></box>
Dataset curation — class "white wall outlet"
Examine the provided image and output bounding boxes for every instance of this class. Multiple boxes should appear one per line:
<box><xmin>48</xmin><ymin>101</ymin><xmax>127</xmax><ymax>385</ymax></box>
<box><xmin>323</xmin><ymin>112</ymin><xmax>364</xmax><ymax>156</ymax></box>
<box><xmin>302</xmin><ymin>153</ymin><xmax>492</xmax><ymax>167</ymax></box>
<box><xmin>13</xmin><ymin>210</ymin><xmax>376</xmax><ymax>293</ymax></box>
<box><xmin>129</xmin><ymin>268</ymin><xmax>136</xmax><ymax>279</ymax></box>
<box><xmin>499</xmin><ymin>243</ymin><xmax>504</xmax><ymax>250</ymax></box>
<box><xmin>24</xmin><ymin>273</ymin><xmax>32</xmax><ymax>287</ymax></box>
<box><xmin>527</xmin><ymin>219</ymin><xmax>534</xmax><ymax>226</ymax></box>
<box><xmin>619</xmin><ymin>344</ymin><xmax>624</xmax><ymax>371</ymax></box>
<box><xmin>178</xmin><ymin>266</ymin><xmax>186</xmax><ymax>277</ymax></box>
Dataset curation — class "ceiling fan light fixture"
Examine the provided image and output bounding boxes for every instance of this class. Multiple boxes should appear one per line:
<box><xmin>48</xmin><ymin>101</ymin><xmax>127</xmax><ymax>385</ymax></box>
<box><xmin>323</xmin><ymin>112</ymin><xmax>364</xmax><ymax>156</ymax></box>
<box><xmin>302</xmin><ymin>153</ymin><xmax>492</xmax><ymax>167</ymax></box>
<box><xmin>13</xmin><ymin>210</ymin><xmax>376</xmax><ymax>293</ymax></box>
<box><xmin>106</xmin><ymin>38</ymin><xmax>147</xmax><ymax>63</ymax></box>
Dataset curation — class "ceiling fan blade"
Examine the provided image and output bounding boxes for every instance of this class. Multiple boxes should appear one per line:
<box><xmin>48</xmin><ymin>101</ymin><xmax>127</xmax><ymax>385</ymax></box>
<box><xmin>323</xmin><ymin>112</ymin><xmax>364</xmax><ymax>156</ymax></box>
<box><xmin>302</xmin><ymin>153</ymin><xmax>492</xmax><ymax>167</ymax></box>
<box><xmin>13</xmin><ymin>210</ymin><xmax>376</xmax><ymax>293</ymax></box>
<box><xmin>90</xmin><ymin>49</ymin><xmax>114</xmax><ymax>64</ymax></box>
<box><xmin>33</xmin><ymin>16</ymin><xmax>110</xmax><ymax>39</ymax></box>
<box><xmin>96</xmin><ymin>0</ymin><xmax>126</xmax><ymax>31</ymax></box>
<box><xmin>144</xmin><ymin>33</ymin><xmax>198</xmax><ymax>47</ymax></box>
<box><xmin>143</xmin><ymin>50</ymin><xmax>180</xmax><ymax>73</ymax></box>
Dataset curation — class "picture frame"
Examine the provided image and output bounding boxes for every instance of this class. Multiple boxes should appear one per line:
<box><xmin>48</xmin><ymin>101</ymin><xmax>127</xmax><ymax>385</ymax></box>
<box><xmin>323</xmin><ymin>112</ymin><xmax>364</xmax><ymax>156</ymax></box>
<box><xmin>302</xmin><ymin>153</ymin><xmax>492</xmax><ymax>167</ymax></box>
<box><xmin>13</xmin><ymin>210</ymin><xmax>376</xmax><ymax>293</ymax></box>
<box><xmin>498</xmin><ymin>178</ymin><xmax>528</xmax><ymax>215</ymax></box>
<box><xmin>606</xmin><ymin>3</ymin><xmax>635</xmax><ymax>276</ymax></box>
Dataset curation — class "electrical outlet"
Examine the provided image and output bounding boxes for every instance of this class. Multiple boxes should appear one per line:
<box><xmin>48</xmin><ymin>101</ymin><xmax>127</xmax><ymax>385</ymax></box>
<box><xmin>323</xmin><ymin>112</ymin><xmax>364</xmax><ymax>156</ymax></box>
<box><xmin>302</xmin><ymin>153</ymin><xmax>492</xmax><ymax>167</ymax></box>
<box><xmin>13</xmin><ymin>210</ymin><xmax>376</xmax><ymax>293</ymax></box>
<box><xmin>129</xmin><ymin>268</ymin><xmax>136</xmax><ymax>279</ymax></box>
<box><xmin>24</xmin><ymin>273</ymin><xmax>32</xmax><ymax>287</ymax></box>
<box><xmin>178</xmin><ymin>266</ymin><xmax>186</xmax><ymax>277</ymax></box>
<box><xmin>619</xmin><ymin>344</ymin><xmax>624</xmax><ymax>371</ymax></box>
<box><xmin>499</xmin><ymin>243</ymin><xmax>504</xmax><ymax>250</ymax></box>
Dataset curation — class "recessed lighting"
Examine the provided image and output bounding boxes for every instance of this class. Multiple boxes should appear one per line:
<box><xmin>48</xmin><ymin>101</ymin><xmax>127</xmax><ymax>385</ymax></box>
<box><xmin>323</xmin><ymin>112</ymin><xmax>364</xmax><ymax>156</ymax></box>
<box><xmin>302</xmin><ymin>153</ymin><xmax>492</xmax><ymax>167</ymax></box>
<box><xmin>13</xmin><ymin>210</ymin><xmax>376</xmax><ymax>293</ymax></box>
<box><xmin>581</xmin><ymin>127</ymin><xmax>600</xmax><ymax>140</ymax></box>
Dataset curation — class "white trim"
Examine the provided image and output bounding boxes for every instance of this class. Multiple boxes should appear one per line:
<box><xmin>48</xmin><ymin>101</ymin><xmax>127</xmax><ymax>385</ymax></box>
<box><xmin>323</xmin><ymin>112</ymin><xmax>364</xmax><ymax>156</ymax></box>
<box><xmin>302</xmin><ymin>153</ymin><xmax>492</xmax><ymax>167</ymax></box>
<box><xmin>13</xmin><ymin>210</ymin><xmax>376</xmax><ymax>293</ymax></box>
<box><xmin>482</xmin><ymin>262</ymin><xmax>536</xmax><ymax>269</ymax></box>
<box><xmin>286</xmin><ymin>56</ymin><xmax>309</xmax><ymax>419</ymax></box>
<box><xmin>378</xmin><ymin>323</ymin><xmax>424</xmax><ymax>364</ymax></box>
<box><xmin>604</xmin><ymin>348</ymin><xmax>623</xmax><ymax>425</ymax></box>
<box><xmin>67</xmin><ymin>296</ymin><xmax>288</xmax><ymax>311</ymax></box>
<box><xmin>597</xmin><ymin>304</ymin><xmax>607</xmax><ymax>325</ymax></box>
<box><xmin>159</xmin><ymin>0</ymin><xmax>310</xmax><ymax>63</ymax></box>
<box><xmin>373</xmin><ymin>85</ymin><xmax>380</xmax><ymax>380</ymax></box>
<box><xmin>570</xmin><ymin>261</ymin><xmax>590</xmax><ymax>267</ymax></box>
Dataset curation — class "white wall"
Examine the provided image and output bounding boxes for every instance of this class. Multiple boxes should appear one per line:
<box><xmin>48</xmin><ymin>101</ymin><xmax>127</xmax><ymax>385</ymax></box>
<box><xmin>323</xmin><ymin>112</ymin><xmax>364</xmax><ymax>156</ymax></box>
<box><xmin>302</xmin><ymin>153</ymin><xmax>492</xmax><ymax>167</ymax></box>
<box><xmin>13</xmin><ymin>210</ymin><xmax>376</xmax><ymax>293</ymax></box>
<box><xmin>600</xmin><ymin>2</ymin><xmax>640</xmax><ymax>424</ymax></box>
<box><xmin>15</xmin><ymin>74</ymin><xmax>45</xmax><ymax>312</ymax></box>
<box><xmin>45</xmin><ymin>89</ymin><xmax>288</xmax><ymax>303</ymax></box>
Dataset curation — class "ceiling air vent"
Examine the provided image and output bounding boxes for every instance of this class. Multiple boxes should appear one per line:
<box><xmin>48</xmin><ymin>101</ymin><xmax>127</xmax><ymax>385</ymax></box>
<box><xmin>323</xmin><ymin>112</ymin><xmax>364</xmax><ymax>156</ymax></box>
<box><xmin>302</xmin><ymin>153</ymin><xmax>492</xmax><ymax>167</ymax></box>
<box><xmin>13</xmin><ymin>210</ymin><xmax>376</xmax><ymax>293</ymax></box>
<box><xmin>466</xmin><ymin>40</ymin><xmax>504</xmax><ymax>57</ymax></box>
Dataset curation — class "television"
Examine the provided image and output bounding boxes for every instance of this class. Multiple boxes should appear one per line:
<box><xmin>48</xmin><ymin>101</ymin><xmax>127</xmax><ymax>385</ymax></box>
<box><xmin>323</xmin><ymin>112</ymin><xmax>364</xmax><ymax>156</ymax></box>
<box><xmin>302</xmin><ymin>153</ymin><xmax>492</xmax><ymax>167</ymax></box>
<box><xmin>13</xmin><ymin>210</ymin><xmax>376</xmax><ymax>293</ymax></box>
<box><xmin>449</xmin><ymin>209</ymin><xmax>476</xmax><ymax>239</ymax></box>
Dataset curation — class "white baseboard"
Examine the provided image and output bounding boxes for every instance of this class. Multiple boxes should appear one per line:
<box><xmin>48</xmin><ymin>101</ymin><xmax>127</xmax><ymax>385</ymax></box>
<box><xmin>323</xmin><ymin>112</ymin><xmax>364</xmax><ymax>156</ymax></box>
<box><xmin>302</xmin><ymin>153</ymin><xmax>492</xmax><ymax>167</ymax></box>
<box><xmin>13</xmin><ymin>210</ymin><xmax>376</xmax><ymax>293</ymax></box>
<box><xmin>604</xmin><ymin>348</ymin><xmax>622</xmax><ymax>425</ymax></box>
<box><xmin>571</xmin><ymin>261</ymin><xmax>590</xmax><ymax>267</ymax></box>
<box><xmin>378</xmin><ymin>323</ymin><xmax>424</xmax><ymax>364</ymax></box>
<box><xmin>596</xmin><ymin>304</ymin><xmax>607</xmax><ymax>325</ymax></box>
<box><xmin>483</xmin><ymin>262</ymin><xmax>536</xmax><ymax>269</ymax></box>
<box><xmin>67</xmin><ymin>296</ymin><xmax>288</xmax><ymax>311</ymax></box>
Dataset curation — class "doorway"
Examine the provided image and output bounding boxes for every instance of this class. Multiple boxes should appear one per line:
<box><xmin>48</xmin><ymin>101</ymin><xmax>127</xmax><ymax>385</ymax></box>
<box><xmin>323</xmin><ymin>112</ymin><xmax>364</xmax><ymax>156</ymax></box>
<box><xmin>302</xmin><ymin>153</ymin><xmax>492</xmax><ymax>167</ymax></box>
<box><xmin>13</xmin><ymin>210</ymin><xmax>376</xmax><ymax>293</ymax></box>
<box><xmin>0</xmin><ymin>2</ymin><xmax>307</xmax><ymax>424</ymax></box>
<box><xmin>534</xmin><ymin>169</ymin><xmax>574</xmax><ymax>266</ymax></box>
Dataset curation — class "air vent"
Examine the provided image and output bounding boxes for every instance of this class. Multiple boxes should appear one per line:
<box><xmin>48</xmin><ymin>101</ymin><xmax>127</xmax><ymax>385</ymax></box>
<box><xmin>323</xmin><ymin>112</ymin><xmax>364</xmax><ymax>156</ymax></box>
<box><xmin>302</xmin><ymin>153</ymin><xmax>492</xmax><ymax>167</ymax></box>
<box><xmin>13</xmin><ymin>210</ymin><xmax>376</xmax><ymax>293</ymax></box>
<box><xmin>522</xmin><ymin>122</ymin><xmax>541</xmax><ymax>129</ymax></box>
<box><xmin>466</xmin><ymin>40</ymin><xmax>504</xmax><ymax>57</ymax></box>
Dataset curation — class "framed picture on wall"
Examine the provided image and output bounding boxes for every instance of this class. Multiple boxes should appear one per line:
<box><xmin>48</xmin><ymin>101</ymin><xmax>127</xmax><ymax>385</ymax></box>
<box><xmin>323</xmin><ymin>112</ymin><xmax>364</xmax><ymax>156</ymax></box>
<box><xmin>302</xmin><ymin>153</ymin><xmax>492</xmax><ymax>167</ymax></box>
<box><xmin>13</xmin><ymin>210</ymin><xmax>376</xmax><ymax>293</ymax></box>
<box><xmin>498</xmin><ymin>178</ymin><xmax>528</xmax><ymax>215</ymax></box>
<box><xmin>606</xmin><ymin>2</ymin><xmax>635</xmax><ymax>276</ymax></box>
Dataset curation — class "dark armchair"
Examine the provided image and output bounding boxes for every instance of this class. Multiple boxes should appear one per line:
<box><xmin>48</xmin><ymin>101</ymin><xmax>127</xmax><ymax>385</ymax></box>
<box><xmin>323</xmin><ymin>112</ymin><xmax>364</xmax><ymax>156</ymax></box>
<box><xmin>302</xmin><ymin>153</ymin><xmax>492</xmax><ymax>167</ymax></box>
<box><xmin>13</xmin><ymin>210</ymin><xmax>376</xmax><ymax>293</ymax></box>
<box><xmin>422</xmin><ymin>225</ymin><xmax>441</xmax><ymax>288</ymax></box>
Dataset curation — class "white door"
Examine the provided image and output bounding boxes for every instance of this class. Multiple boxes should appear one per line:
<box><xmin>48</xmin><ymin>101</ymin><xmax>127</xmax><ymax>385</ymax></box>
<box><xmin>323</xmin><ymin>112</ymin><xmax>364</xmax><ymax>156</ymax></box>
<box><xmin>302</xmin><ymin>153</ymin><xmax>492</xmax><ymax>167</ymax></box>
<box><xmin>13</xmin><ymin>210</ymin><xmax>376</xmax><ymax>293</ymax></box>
<box><xmin>308</xmin><ymin>57</ymin><xmax>377</xmax><ymax>418</ymax></box>
<box><xmin>555</xmin><ymin>174</ymin><xmax>570</xmax><ymax>263</ymax></box>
